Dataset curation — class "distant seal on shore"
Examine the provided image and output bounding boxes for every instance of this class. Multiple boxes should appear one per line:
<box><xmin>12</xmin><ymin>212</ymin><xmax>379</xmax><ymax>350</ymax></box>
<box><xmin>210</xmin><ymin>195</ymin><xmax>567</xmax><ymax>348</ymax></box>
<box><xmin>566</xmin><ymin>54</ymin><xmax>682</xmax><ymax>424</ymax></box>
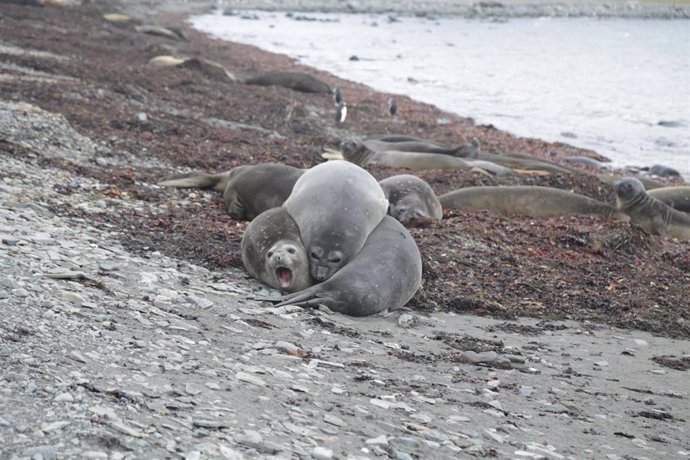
<box><xmin>565</xmin><ymin>156</ymin><xmax>612</xmax><ymax>170</ymax></box>
<box><xmin>245</xmin><ymin>71</ymin><xmax>330</xmax><ymax>93</ymax></box>
<box><xmin>241</xmin><ymin>207</ymin><xmax>311</xmax><ymax>293</ymax></box>
<box><xmin>614</xmin><ymin>178</ymin><xmax>690</xmax><ymax>239</ymax></box>
<box><xmin>648</xmin><ymin>164</ymin><xmax>682</xmax><ymax>179</ymax></box>
<box><xmin>272</xmin><ymin>216</ymin><xmax>422</xmax><ymax>316</ymax></box>
<box><xmin>364</xmin><ymin>135</ymin><xmax>481</xmax><ymax>158</ymax></box>
<box><xmin>379</xmin><ymin>174</ymin><xmax>442</xmax><ymax>223</ymax></box>
<box><xmin>439</xmin><ymin>186</ymin><xmax>619</xmax><ymax>218</ymax></box>
<box><xmin>597</xmin><ymin>173</ymin><xmax>666</xmax><ymax>191</ymax></box>
<box><xmin>648</xmin><ymin>186</ymin><xmax>690</xmax><ymax>213</ymax></box>
<box><xmin>159</xmin><ymin>163</ymin><xmax>304</xmax><ymax>220</ymax></box>
<box><xmin>340</xmin><ymin>137</ymin><xmax>513</xmax><ymax>175</ymax></box>
<box><xmin>284</xmin><ymin>160</ymin><xmax>388</xmax><ymax>281</ymax></box>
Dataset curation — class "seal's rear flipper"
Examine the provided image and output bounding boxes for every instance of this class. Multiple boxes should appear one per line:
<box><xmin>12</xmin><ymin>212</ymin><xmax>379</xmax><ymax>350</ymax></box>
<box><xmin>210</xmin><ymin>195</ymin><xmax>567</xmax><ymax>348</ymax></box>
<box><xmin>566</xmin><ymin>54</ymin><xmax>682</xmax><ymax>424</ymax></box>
<box><xmin>158</xmin><ymin>172</ymin><xmax>228</xmax><ymax>192</ymax></box>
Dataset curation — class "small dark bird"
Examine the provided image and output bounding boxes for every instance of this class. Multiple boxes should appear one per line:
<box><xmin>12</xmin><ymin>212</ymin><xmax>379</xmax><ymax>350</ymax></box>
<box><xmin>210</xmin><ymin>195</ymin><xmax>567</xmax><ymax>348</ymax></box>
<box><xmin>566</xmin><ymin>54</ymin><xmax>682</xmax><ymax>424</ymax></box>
<box><xmin>388</xmin><ymin>97</ymin><xmax>397</xmax><ymax>117</ymax></box>
<box><xmin>333</xmin><ymin>86</ymin><xmax>343</xmax><ymax>105</ymax></box>
<box><xmin>336</xmin><ymin>103</ymin><xmax>347</xmax><ymax>123</ymax></box>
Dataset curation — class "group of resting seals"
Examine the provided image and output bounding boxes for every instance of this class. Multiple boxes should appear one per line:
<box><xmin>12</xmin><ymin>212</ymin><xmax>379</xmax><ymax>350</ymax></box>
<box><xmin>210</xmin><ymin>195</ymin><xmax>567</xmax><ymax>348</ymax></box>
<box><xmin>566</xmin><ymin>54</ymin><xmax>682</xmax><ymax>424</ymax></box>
<box><xmin>336</xmin><ymin>135</ymin><xmax>572</xmax><ymax>176</ymax></box>
<box><xmin>161</xmin><ymin>161</ymin><xmax>423</xmax><ymax>316</ymax></box>
<box><xmin>159</xmin><ymin>138</ymin><xmax>689</xmax><ymax>316</ymax></box>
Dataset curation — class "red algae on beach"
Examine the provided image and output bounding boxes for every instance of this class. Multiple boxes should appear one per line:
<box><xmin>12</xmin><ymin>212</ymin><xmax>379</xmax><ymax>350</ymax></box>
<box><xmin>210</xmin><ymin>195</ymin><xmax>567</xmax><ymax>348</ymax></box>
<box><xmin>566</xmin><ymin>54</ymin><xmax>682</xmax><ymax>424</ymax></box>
<box><xmin>1</xmin><ymin>2</ymin><xmax>687</xmax><ymax>338</ymax></box>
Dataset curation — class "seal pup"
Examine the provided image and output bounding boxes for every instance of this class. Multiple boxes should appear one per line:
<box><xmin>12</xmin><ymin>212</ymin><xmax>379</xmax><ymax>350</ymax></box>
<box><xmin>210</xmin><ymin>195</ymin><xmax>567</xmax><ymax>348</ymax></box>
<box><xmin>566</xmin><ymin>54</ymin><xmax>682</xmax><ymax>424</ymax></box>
<box><xmin>440</xmin><ymin>186</ymin><xmax>619</xmax><ymax>218</ymax></box>
<box><xmin>648</xmin><ymin>186</ymin><xmax>690</xmax><ymax>213</ymax></box>
<box><xmin>245</xmin><ymin>71</ymin><xmax>330</xmax><ymax>93</ymax></box>
<box><xmin>159</xmin><ymin>163</ymin><xmax>304</xmax><ymax>221</ymax></box>
<box><xmin>272</xmin><ymin>216</ymin><xmax>422</xmax><ymax>316</ymax></box>
<box><xmin>379</xmin><ymin>174</ymin><xmax>442</xmax><ymax>223</ymax></box>
<box><xmin>614</xmin><ymin>178</ymin><xmax>690</xmax><ymax>239</ymax></box>
<box><xmin>241</xmin><ymin>207</ymin><xmax>311</xmax><ymax>293</ymax></box>
<box><xmin>340</xmin><ymin>137</ymin><xmax>512</xmax><ymax>175</ymax></box>
<box><xmin>284</xmin><ymin>160</ymin><xmax>388</xmax><ymax>281</ymax></box>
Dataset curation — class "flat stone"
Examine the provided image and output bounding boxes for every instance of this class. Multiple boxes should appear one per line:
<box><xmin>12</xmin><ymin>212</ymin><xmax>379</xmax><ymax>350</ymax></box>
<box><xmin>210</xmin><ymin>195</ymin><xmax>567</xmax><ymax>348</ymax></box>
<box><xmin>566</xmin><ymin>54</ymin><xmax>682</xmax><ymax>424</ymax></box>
<box><xmin>236</xmin><ymin>371</ymin><xmax>266</xmax><ymax>386</ymax></box>
<box><xmin>311</xmin><ymin>446</ymin><xmax>333</xmax><ymax>460</ymax></box>
<box><xmin>111</xmin><ymin>421</ymin><xmax>145</xmax><ymax>438</ymax></box>
<box><xmin>21</xmin><ymin>446</ymin><xmax>57</xmax><ymax>460</ymax></box>
<box><xmin>324</xmin><ymin>414</ymin><xmax>346</xmax><ymax>427</ymax></box>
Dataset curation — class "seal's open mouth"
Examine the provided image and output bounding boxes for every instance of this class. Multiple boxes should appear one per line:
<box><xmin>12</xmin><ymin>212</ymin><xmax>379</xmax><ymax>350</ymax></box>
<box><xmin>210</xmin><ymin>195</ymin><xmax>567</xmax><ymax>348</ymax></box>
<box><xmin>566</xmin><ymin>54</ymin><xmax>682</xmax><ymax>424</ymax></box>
<box><xmin>276</xmin><ymin>267</ymin><xmax>293</xmax><ymax>289</ymax></box>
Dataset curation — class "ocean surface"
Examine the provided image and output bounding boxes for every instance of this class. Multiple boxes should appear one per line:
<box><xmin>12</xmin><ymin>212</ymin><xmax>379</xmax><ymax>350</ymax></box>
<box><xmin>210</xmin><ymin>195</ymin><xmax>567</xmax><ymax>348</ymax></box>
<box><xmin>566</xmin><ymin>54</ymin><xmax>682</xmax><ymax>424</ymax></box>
<box><xmin>190</xmin><ymin>11</ymin><xmax>690</xmax><ymax>180</ymax></box>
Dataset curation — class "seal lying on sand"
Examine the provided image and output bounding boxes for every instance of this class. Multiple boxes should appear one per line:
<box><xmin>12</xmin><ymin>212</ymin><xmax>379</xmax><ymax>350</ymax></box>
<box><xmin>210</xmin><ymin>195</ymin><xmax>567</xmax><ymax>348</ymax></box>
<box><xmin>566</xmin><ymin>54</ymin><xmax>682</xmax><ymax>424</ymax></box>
<box><xmin>379</xmin><ymin>174</ymin><xmax>442</xmax><ymax>223</ymax></box>
<box><xmin>284</xmin><ymin>160</ymin><xmax>388</xmax><ymax>282</ymax></box>
<box><xmin>648</xmin><ymin>186</ymin><xmax>690</xmax><ymax>213</ymax></box>
<box><xmin>339</xmin><ymin>137</ymin><xmax>513</xmax><ymax>175</ymax></box>
<box><xmin>614</xmin><ymin>178</ymin><xmax>690</xmax><ymax>239</ymax></box>
<box><xmin>245</xmin><ymin>71</ymin><xmax>330</xmax><ymax>93</ymax></box>
<box><xmin>363</xmin><ymin>137</ymin><xmax>479</xmax><ymax>157</ymax></box>
<box><xmin>271</xmin><ymin>216</ymin><xmax>422</xmax><ymax>316</ymax></box>
<box><xmin>241</xmin><ymin>207</ymin><xmax>311</xmax><ymax>293</ymax></box>
<box><xmin>439</xmin><ymin>186</ymin><xmax>619</xmax><ymax>218</ymax></box>
<box><xmin>159</xmin><ymin>163</ymin><xmax>304</xmax><ymax>220</ymax></box>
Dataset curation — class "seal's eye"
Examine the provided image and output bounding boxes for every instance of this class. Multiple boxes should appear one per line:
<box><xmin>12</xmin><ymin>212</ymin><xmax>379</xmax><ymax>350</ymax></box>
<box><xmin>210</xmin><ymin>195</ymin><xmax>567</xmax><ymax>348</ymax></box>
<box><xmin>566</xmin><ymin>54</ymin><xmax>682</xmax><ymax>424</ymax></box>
<box><xmin>310</xmin><ymin>251</ymin><xmax>321</xmax><ymax>260</ymax></box>
<box><xmin>287</xmin><ymin>247</ymin><xmax>296</xmax><ymax>254</ymax></box>
<box><xmin>329</xmin><ymin>256</ymin><xmax>342</xmax><ymax>263</ymax></box>
<box><xmin>267</xmin><ymin>251</ymin><xmax>273</xmax><ymax>258</ymax></box>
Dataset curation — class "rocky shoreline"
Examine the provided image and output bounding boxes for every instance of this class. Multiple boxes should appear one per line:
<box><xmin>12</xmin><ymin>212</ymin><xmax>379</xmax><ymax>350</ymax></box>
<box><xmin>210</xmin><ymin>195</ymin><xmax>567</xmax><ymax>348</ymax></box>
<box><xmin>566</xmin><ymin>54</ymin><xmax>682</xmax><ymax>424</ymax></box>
<box><xmin>1</xmin><ymin>1</ymin><xmax>689</xmax><ymax>459</ymax></box>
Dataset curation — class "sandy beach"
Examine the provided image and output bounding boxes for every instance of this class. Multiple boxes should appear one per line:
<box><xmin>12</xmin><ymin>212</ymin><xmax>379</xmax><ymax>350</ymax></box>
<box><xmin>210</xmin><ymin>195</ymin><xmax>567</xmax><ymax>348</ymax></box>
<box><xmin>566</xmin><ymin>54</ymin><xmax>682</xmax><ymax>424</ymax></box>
<box><xmin>1</xmin><ymin>0</ymin><xmax>688</xmax><ymax>459</ymax></box>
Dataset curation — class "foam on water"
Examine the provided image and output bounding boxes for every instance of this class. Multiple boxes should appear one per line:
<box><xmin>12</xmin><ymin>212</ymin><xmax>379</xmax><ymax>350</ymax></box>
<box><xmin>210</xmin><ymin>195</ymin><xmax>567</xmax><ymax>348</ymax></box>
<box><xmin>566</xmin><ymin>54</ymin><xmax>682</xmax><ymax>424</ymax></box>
<box><xmin>191</xmin><ymin>11</ymin><xmax>690</xmax><ymax>180</ymax></box>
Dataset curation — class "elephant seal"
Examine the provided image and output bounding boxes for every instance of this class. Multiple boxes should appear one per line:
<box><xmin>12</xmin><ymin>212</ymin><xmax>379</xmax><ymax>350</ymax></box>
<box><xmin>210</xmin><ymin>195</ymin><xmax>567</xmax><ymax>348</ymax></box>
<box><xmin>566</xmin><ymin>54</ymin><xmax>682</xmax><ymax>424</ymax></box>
<box><xmin>379</xmin><ymin>174</ymin><xmax>442</xmax><ymax>223</ymax></box>
<box><xmin>363</xmin><ymin>138</ymin><xmax>480</xmax><ymax>158</ymax></box>
<box><xmin>648</xmin><ymin>164</ymin><xmax>682</xmax><ymax>179</ymax></box>
<box><xmin>648</xmin><ymin>186</ymin><xmax>690</xmax><ymax>213</ymax></box>
<box><xmin>284</xmin><ymin>160</ymin><xmax>388</xmax><ymax>282</ymax></box>
<box><xmin>340</xmin><ymin>137</ymin><xmax>512</xmax><ymax>175</ymax></box>
<box><xmin>241</xmin><ymin>207</ymin><xmax>311</xmax><ymax>293</ymax></box>
<box><xmin>272</xmin><ymin>216</ymin><xmax>422</xmax><ymax>316</ymax></box>
<box><xmin>245</xmin><ymin>71</ymin><xmax>330</xmax><ymax>93</ymax></box>
<box><xmin>159</xmin><ymin>163</ymin><xmax>303</xmax><ymax>221</ymax></box>
<box><xmin>566</xmin><ymin>156</ymin><xmax>612</xmax><ymax>170</ymax></box>
<box><xmin>614</xmin><ymin>178</ymin><xmax>690</xmax><ymax>239</ymax></box>
<box><xmin>439</xmin><ymin>186</ymin><xmax>619</xmax><ymax>218</ymax></box>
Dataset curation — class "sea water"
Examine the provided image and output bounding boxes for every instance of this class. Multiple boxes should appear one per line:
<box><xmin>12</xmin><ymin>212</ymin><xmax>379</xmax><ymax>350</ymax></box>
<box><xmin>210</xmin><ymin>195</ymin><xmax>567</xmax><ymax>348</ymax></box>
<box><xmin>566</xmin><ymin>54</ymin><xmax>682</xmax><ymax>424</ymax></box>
<box><xmin>191</xmin><ymin>11</ymin><xmax>690</xmax><ymax>180</ymax></box>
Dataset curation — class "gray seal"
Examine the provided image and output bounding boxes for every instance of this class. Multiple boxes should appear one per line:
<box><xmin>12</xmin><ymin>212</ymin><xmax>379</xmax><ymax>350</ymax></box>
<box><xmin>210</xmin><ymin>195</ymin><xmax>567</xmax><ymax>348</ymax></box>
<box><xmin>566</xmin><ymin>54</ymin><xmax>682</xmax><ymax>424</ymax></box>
<box><xmin>648</xmin><ymin>164</ymin><xmax>681</xmax><ymax>179</ymax></box>
<box><xmin>379</xmin><ymin>174</ymin><xmax>442</xmax><ymax>223</ymax></box>
<box><xmin>284</xmin><ymin>160</ymin><xmax>388</xmax><ymax>281</ymax></box>
<box><xmin>241</xmin><ymin>207</ymin><xmax>311</xmax><ymax>293</ymax></box>
<box><xmin>614</xmin><ymin>177</ymin><xmax>690</xmax><ymax>239</ymax></box>
<box><xmin>439</xmin><ymin>186</ymin><xmax>619</xmax><ymax>218</ymax></box>
<box><xmin>245</xmin><ymin>71</ymin><xmax>330</xmax><ymax>93</ymax></box>
<box><xmin>340</xmin><ymin>137</ymin><xmax>513</xmax><ymax>176</ymax></box>
<box><xmin>272</xmin><ymin>216</ymin><xmax>422</xmax><ymax>316</ymax></box>
<box><xmin>648</xmin><ymin>186</ymin><xmax>690</xmax><ymax>213</ymax></box>
<box><xmin>159</xmin><ymin>163</ymin><xmax>304</xmax><ymax>220</ymax></box>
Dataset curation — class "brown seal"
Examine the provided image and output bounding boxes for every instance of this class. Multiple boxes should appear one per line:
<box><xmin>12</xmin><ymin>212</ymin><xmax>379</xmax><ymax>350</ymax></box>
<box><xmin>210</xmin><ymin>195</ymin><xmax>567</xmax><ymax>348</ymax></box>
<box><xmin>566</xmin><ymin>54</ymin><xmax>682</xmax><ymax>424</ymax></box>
<box><xmin>158</xmin><ymin>163</ymin><xmax>304</xmax><ymax>220</ymax></box>
<box><xmin>614</xmin><ymin>177</ymin><xmax>690</xmax><ymax>239</ymax></box>
<box><xmin>272</xmin><ymin>216</ymin><xmax>422</xmax><ymax>316</ymax></box>
<box><xmin>241</xmin><ymin>207</ymin><xmax>311</xmax><ymax>293</ymax></box>
<box><xmin>439</xmin><ymin>186</ymin><xmax>619</xmax><ymax>218</ymax></box>
<box><xmin>245</xmin><ymin>71</ymin><xmax>330</xmax><ymax>93</ymax></box>
<box><xmin>647</xmin><ymin>186</ymin><xmax>690</xmax><ymax>213</ymax></box>
<box><xmin>379</xmin><ymin>174</ymin><xmax>442</xmax><ymax>223</ymax></box>
<box><xmin>284</xmin><ymin>160</ymin><xmax>388</xmax><ymax>282</ymax></box>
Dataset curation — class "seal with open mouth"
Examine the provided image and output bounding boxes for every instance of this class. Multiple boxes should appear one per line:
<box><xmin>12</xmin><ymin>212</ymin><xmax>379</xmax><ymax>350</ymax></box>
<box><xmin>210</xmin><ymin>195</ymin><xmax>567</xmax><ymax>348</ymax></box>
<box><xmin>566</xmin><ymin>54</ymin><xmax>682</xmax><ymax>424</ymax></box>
<box><xmin>241</xmin><ymin>207</ymin><xmax>311</xmax><ymax>293</ymax></box>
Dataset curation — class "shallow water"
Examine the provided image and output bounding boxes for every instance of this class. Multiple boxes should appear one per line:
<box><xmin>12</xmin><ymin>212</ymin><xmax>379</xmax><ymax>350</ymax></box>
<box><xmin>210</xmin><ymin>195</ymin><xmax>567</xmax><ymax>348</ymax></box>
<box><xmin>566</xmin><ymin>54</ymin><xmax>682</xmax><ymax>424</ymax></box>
<box><xmin>191</xmin><ymin>11</ymin><xmax>690</xmax><ymax>180</ymax></box>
